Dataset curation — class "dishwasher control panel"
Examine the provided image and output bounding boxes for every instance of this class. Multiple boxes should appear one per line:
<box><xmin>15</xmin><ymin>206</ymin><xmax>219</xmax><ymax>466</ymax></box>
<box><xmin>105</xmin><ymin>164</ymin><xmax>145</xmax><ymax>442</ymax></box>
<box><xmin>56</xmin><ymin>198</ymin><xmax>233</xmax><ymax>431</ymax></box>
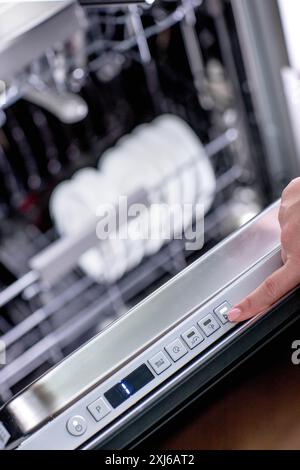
<box><xmin>65</xmin><ymin>301</ymin><xmax>233</xmax><ymax>440</ymax></box>
<box><xmin>19</xmin><ymin>297</ymin><xmax>236</xmax><ymax>450</ymax></box>
<box><xmin>17</xmin><ymin>249</ymin><xmax>282</xmax><ymax>450</ymax></box>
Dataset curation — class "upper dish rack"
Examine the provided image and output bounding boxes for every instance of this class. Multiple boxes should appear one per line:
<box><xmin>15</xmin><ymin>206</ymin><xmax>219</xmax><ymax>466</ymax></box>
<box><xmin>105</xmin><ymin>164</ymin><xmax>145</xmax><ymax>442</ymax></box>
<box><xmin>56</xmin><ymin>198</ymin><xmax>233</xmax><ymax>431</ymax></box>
<box><xmin>0</xmin><ymin>127</ymin><xmax>249</xmax><ymax>403</ymax></box>
<box><xmin>0</xmin><ymin>0</ymin><xmax>262</xmax><ymax>404</ymax></box>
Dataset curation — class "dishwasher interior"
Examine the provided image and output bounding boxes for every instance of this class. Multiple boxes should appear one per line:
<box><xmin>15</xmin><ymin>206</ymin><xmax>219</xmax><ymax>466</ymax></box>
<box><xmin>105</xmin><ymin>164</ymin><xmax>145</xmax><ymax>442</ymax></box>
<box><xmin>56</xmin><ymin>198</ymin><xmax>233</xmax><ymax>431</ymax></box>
<box><xmin>0</xmin><ymin>0</ymin><xmax>290</xmax><ymax>413</ymax></box>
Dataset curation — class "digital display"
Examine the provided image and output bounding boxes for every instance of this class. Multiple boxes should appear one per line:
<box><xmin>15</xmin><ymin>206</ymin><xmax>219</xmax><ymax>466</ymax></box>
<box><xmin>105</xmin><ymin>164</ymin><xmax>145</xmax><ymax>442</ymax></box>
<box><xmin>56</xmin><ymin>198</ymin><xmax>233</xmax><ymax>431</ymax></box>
<box><xmin>104</xmin><ymin>364</ymin><xmax>154</xmax><ymax>409</ymax></box>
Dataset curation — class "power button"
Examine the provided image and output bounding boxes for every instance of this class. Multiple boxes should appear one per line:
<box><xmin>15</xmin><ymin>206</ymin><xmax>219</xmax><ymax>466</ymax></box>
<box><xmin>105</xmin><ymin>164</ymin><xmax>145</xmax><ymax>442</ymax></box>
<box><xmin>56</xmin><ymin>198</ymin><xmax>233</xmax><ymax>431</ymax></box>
<box><xmin>66</xmin><ymin>415</ymin><xmax>87</xmax><ymax>437</ymax></box>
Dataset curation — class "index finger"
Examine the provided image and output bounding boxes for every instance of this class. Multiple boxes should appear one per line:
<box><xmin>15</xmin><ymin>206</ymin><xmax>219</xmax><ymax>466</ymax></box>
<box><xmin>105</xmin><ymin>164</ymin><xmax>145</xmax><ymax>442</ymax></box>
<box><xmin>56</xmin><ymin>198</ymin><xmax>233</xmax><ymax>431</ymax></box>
<box><xmin>228</xmin><ymin>262</ymin><xmax>300</xmax><ymax>322</ymax></box>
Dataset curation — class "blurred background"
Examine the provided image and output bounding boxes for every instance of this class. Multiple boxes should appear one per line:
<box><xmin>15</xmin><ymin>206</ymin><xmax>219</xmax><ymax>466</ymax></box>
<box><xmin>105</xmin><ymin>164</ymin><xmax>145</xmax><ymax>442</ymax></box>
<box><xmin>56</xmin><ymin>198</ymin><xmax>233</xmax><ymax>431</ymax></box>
<box><xmin>0</xmin><ymin>0</ymin><xmax>300</xmax><ymax>449</ymax></box>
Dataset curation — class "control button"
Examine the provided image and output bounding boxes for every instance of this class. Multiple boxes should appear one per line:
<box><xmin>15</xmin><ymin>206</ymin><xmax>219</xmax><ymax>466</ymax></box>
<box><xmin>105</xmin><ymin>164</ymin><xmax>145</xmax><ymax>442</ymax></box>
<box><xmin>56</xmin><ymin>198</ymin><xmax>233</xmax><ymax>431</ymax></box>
<box><xmin>198</xmin><ymin>314</ymin><xmax>220</xmax><ymax>337</ymax></box>
<box><xmin>182</xmin><ymin>326</ymin><xmax>204</xmax><ymax>349</ymax></box>
<box><xmin>87</xmin><ymin>397</ymin><xmax>111</xmax><ymax>422</ymax></box>
<box><xmin>148</xmin><ymin>351</ymin><xmax>171</xmax><ymax>375</ymax></box>
<box><xmin>214</xmin><ymin>301</ymin><xmax>231</xmax><ymax>324</ymax></box>
<box><xmin>165</xmin><ymin>339</ymin><xmax>188</xmax><ymax>362</ymax></box>
<box><xmin>66</xmin><ymin>415</ymin><xmax>87</xmax><ymax>437</ymax></box>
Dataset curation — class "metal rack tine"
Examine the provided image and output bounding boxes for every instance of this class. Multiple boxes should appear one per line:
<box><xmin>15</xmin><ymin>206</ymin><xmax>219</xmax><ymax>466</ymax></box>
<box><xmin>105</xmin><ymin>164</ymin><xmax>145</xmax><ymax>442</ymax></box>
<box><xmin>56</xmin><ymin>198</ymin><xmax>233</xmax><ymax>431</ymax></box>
<box><xmin>0</xmin><ymin>271</ymin><xmax>39</xmax><ymax>309</ymax></box>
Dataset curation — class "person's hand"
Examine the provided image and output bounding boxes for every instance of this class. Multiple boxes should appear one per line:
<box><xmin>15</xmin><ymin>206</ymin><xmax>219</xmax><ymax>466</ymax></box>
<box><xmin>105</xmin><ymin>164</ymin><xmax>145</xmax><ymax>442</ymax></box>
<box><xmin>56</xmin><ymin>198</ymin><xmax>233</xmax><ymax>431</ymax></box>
<box><xmin>228</xmin><ymin>177</ymin><xmax>300</xmax><ymax>323</ymax></box>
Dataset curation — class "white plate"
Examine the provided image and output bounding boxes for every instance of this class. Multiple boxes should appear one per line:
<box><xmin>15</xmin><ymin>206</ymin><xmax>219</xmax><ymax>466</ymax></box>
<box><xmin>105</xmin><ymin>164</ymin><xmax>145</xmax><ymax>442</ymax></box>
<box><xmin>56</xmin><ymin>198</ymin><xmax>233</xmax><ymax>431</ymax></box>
<box><xmin>72</xmin><ymin>168</ymin><xmax>128</xmax><ymax>283</ymax></box>
<box><xmin>155</xmin><ymin>114</ymin><xmax>204</xmax><ymax>159</ymax></box>
<box><xmin>100</xmin><ymin>145</ymin><xmax>149</xmax><ymax>270</ymax></box>
<box><xmin>155</xmin><ymin>114</ymin><xmax>216</xmax><ymax>214</ymax></box>
<box><xmin>100</xmin><ymin>134</ymin><xmax>164</xmax><ymax>258</ymax></box>
<box><xmin>133</xmin><ymin>125</ymin><xmax>181</xmax><ymax>206</ymax></box>
<box><xmin>132</xmin><ymin>125</ymin><xmax>177</xmax><ymax>253</ymax></box>
<box><xmin>50</xmin><ymin>180</ymin><xmax>92</xmax><ymax>235</ymax></box>
<box><xmin>100</xmin><ymin>138</ymin><xmax>161</xmax><ymax>202</ymax></box>
<box><xmin>51</xmin><ymin>170</ymin><xmax>130</xmax><ymax>283</ymax></box>
<box><xmin>154</xmin><ymin>117</ymin><xmax>198</xmax><ymax>234</ymax></box>
<box><xmin>50</xmin><ymin>179</ymin><xmax>105</xmax><ymax>282</ymax></box>
<box><xmin>132</xmin><ymin>126</ymin><xmax>181</xmax><ymax>248</ymax></box>
<box><xmin>154</xmin><ymin>116</ymin><xmax>197</xmax><ymax>206</ymax></box>
<box><xmin>72</xmin><ymin>168</ymin><xmax>117</xmax><ymax>211</ymax></box>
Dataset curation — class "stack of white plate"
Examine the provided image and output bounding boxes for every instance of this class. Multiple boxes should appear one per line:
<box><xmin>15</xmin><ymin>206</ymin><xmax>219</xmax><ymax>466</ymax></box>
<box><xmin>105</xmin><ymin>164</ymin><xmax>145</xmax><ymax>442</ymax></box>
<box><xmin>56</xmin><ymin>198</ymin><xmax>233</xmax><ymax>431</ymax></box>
<box><xmin>50</xmin><ymin>114</ymin><xmax>216</xmax><ymax>283</ymax></box>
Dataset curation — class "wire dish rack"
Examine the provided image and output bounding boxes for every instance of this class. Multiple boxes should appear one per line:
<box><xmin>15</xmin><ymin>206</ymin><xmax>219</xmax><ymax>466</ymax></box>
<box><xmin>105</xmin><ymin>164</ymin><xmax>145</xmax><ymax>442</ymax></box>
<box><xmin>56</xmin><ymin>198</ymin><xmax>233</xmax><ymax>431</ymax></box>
<box><xmin>0</xmin><ymin>0</ymin><xmax>263</xmax><ymax>410</ymax></box>
<box><xmin>0</xmin><ymin>127</ymin><xmax>251</xmax><ymax>404</ymax></box>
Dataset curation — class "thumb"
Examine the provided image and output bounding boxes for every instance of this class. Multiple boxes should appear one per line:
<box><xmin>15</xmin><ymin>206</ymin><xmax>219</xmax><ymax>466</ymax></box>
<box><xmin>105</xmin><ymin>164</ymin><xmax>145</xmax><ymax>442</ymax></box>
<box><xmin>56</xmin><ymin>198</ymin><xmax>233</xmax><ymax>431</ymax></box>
<box><xmin>228</xmin><ymin>262</ymin><xmax>300</xmax><ymax>322</ymax></box>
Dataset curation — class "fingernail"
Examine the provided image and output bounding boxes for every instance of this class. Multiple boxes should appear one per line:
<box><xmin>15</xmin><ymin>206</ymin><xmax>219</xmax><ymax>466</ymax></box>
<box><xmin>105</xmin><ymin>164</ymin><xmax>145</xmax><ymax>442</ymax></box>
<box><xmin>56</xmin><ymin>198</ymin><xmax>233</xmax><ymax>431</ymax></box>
<box><xmin>228</xmin><ymin>308</ymin><xmax>242</xmax><ymax>322</ymax></box>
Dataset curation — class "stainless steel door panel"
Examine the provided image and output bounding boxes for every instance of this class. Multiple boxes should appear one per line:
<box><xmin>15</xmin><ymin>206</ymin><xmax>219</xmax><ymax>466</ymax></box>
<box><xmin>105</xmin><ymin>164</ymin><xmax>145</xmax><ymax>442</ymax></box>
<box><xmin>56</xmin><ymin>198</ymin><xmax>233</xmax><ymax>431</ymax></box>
<box><xmin>0</xmin><ymin>202</ymin><xmax>281</xmax><ymax>442</ymax></box>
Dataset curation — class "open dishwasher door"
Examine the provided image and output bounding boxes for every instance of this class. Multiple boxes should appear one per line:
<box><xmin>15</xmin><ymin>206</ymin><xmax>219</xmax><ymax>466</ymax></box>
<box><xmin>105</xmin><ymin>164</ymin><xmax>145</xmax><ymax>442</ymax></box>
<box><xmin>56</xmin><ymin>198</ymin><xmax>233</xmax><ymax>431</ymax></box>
<box><xmin>1</xmin><ymin>200</ymin><xmax>300</xmax><ymax>450</ymax></box>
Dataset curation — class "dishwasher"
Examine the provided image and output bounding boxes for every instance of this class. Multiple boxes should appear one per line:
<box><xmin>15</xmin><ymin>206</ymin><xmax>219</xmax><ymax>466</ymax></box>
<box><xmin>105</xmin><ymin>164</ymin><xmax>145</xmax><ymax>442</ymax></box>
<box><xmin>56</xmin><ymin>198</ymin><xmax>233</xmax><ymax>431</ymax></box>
<box><xmin>0</xmin><ymin>0</ymin><xmax>300</xmax><ymax>450</ymax></box>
